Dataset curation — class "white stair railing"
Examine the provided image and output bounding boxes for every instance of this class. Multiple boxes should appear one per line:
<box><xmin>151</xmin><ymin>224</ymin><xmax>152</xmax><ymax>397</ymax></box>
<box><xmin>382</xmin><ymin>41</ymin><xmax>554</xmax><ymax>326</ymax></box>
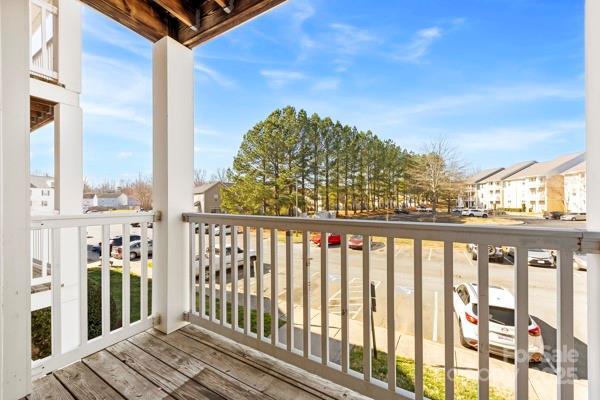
<box><xmin>183</xmin><ymin>212</ymin><xmax>600</xmax><ymax>400</ymax></box>
<box><xmin>30</xmin><ymin>212</ymin><xmax>156</xmax><ymax>377</ymax></box>
<box><xmin>30</xmin><ymin>0</ymin><xmax>58</xmax><ymax>81</ymax></box>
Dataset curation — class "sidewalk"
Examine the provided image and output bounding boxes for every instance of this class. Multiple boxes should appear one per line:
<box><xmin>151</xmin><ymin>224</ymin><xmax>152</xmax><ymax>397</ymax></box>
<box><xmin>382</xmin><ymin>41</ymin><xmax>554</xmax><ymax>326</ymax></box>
<box><xmin>278</xmin><ymin>305</ymin><xmax>587</xmax><ymax>400</ymax></box>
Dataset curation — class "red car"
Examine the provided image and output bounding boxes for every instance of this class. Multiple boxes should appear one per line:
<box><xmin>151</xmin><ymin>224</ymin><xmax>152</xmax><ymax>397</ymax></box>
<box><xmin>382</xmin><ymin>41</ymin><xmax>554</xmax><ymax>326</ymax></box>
<box><xmin>348</xmin><ymin>235</ymin><xmax>370</xmax><ymax>250</ymax></box>
<box><xmin>310</xmin><ymin>233</ymin><xmax>342</xmax><ymax>246</ymax></box>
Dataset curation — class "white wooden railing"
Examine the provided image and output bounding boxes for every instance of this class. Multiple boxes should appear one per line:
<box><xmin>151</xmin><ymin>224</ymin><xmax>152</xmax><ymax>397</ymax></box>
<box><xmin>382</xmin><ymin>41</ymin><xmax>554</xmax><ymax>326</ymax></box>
<box><xmin>183</xmin><ymin>212</ymin><xmax>600</xmax><ymax>400</ymax></box>
<box><xmin>30</xmin><ymin>212</ymin><xmax>155</xmax><ymax>377</ymax></box>
<box><xmin>30</xmin><ymin>0</ymin><xmax>58</xmax><ymax>81</ymax></box>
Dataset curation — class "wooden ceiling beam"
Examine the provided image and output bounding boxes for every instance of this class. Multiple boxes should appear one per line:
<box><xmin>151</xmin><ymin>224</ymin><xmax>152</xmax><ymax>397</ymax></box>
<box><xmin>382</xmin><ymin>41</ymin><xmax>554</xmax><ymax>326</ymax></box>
<box><xmin>79</xmin><ymin>0</ymin><xmax>170</xmax><ymax>42</ymax></box>
<box><xmin>154</xmin><ymin>0</ymin><xmax>197</xmax><ymax>28</ymax></box>
<box><xmin>213</xmin><ymin>0</ymin><xmax>233</xmax><ymax>13</ymax></box>
<box><xmin>181</xmin><ymin>0</ymin><xmax>286</xmax><ymax>47</ymax></box>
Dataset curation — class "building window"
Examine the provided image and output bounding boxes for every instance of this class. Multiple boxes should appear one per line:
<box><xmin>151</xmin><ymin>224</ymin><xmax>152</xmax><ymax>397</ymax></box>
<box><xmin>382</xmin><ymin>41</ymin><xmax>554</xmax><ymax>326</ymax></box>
<box><xmin>41</xmin><ymin>201</ymin><xmax>48</xmax><ymax>207</ymax></box>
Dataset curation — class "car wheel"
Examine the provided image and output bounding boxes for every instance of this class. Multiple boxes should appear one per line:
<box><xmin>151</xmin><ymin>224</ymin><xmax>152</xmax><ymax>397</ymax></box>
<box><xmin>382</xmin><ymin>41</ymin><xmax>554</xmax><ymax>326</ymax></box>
<box><xmin>469</xmin><ymin>214</ymin><xmax>474</xmax><ymax>217</ymax></box>
<box><xmin>572</xmin><ymin>217</ymin><xmax>576</xmax><ymax>221</ymax></box>
<box><xmin>130</xmin><ymin>251</ymin><xmax>137</xmax><ymax>260</ymax></box>
<box><xmin>472</xmin><ymin>253</ymin><xmax>477</xmax><ymax>261</ymax></box>
<box><xmin>482</xmin><ymin>214</ymin><xmax>488</xmax><ymax>218</ymax></box>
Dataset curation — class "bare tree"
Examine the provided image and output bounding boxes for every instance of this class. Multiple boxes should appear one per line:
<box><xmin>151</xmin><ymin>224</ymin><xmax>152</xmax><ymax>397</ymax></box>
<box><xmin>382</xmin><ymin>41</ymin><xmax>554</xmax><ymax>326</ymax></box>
<box><xmin>210</xmin><ymin>168</ymin><xmax>228</xmax><ymax>183</ymax></box>
<box><xmin>409</xmin><ymin>137</ymin><xmax>465</xmax><ymax>222</ymax></box>
<box><xmin>127</xmin><ymin>174</ymin><xmax>153</xmax><ymax>210</ymax></box>
<box><xmin>194</xmin><ymin>168</ymin><xmax>208</xmax><ymax>187</ymax></box>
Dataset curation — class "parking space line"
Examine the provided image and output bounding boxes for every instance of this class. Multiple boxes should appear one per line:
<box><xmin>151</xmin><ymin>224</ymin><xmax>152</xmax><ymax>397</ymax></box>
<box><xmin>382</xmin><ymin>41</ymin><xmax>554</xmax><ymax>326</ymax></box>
<box><xmin>428</xmin><ymin>248</ymin><xmax>433</xmax><ymax>261</ymax></box>
<box><xmin>462</xmin><ymin>250</ymin><xmax>474</xmax><ymax>267</ymax></box>
<box><xmin>432</xmin><ymin>291</ymin><xmax>439</xmax><ymax>342</ymax></box>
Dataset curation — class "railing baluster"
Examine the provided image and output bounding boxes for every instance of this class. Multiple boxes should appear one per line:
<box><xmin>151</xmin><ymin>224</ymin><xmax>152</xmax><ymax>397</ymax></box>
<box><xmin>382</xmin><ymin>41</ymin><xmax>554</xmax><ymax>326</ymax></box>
<box><xmin>101</xmin><ymin>225</ymin><xmax>110</xmax><ymax>336</ymax></box>
<box><xmin>477</xmin><ymin>242</ymin><xmax>489</xmax><ymax>399</ymax></box>
<box><xmin>321</xmin><ymin>231</ymin><xmax>329</xmax><ymax>364</ymax></box>
<box><xmin>231</xmin><ymin>225</ymin><xmax>238</xmax><ymax>329</ymax></box>
<box><xmin>302</xmin><ymin>230</ymin><xmax>310</xmax><ymax>357</ymax></box>
<box><xmin>122</xmin><ymin>224</ymin><xmax>131</xmax><ymax>328</ymax></box>
<box><xmin>51</xmin><ymin>228</ymin><xmax>62</xmax><ymax>356</ymax></box>
<box><xmin>341</xmin><ymin>234</ymin><xmax>349</xmax><ymax>373</ymax></box>
<box><xmin>271</xmin><ymin>228</ymin><xmax>279</xmax><ymax>345</ymax></box>
<box><xmin>443</xmin><ymin>241</ymin><xmax>454</xmax><ymax>400</ymax></box>
<box><xmin>414</xmin><ymin>239</ymin><xmax>424</xmax><ymax>400</ymax></box>
<box><xmin>79</xmin><ymin>226</ymin><xmax>88</xmax><ymax>345</ymax></box>
<box><xmin>286</xmin><ymin>231</ymin><xmax>294</xmax><ymax>351</ymax></box>
<box><xmin>363</xmin><ymin>235</ymin><xmax>371</xmax><ymax>381</ymax></box>
<box><xmin>189</xmin><ymin>222</ymin><xmax>196</xmax><ymax>315</ymax></box>
<box><xmin>140</xmin><ymin>224</ymin><xmax>148</xmax><ymax>320</ymax></box>
<box><xmin>557</xmin><ymin>247</ymin><xmax>574</xmax><ymax>400</ymax></box>
<box><xmin>515</xmin><ymin>246</ymin><xmax>529</xmax><ymax>399</ymax></box>
<box><xmin>243</xmin><ymin>227</ymin><xmax>251</xmax><ymax>335</ymax></box>
<box><xmin>220</xmin><ymin>224</ymin><xmax>226</xmax><ymax>326</ymax></box>
<box><xmin>198</xmin><ymin>223</ymin><xmax>205</xmax><ymax>319</ymax></box>
<box><xmin>209</xmin><ymin>224</ymin><xmax>216</xmax><ymax>322</ymax></box>
<box><xmin>386</xmin><ymin>236</ymin><xmax>396</xmax><ymax>390</ymax></box>
<box><xmin>256</xmin><ymin>227</ymin><xmax>264</xmax><ymax>339</ymax></box>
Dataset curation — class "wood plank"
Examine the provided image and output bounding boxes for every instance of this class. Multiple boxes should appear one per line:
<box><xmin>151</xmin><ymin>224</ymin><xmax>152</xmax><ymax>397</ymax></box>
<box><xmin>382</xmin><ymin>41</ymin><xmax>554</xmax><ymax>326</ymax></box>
<box><xmin>79</xmin><ymin>0</ymin><xmax>169</xmax><ymax>42</ymax></box>
<box><xmin>107</xmin><ymin>340</ymin><xmax>224</xmax><ymax>400</ymax></box>
<box><xmin>147</xmin><ymin>329</ymin><xmax>320</xmax><ymax>400</ymax></box>
<box><xmin>54</xmin><ymin>361</ymin><xmax>126</xmax><ymax>400</ymax></box>
<box><xmin>179</xmin><ymin>325</ymin><xmax>361</xmax><ymax>400</ymax></box>
<box><xmin>120</xmin><ymin>335</ymin><xmax>265</xmax><ymax>400</ymax></box>
<box><xmin>82</xmin><ymin>350</ymin><xmax>172</xmax><ymax>399</ymax></box>
<box><xmin>181</xmin><ymin>0</ymin><xmax>287</xmax><ymax>47</ymax></box>
<box><xmin>154</xmin><ymin>0</ymin><xmax>196</xmax><ymax>28</ymax></box>
<box><xmin>31</xmin><ymin>374</ymin><xmax>75</xmax><ymax>400</ymax></box>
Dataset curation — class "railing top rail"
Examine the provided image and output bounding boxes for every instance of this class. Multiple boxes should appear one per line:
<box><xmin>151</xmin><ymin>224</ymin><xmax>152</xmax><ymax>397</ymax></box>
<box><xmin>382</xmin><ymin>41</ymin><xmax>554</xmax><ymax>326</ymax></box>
<box><xmin>31</xmin><ymin>211</ymin><xmax>156</xmax><ymax>229</ymax></box>
<box><xmin>183</xmin><ymin>212</ymin><xmax>600</xmax><ymax>253</ymax></box>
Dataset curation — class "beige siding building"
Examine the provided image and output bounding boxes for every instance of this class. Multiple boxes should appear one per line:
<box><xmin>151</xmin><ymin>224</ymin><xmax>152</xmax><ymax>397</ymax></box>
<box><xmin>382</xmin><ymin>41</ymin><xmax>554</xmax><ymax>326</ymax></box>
<box><xmin>476</xmin><ymin>161</ymin><xmax>536</xmax><ymax>210</ymax></box>
<box><xmin>194</xmin><ymin>182</ymin><xmax>229</xmax><ymax>213</ymax></box>
<box><xmin>502</xmin><ymin>153</ymin><xmax>585</xmax><ymax>213</ymax></box>
<box><xmin>563</xmin><ymin>160</ymin><xmax>586</xmax><ymax>212</ymax></box>
<box><xmin>462</xmin><ymin>167</ymin><xmax>504</xmax><ymax>208</ymax></box>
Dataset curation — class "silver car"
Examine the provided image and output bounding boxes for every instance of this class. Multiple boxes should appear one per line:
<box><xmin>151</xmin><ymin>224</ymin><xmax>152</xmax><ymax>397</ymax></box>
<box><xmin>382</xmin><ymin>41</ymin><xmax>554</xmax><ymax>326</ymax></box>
<box><xmin>560</xmin><ymin>212</ymin><xmax>586</xmax><ymax>221</ymax></box>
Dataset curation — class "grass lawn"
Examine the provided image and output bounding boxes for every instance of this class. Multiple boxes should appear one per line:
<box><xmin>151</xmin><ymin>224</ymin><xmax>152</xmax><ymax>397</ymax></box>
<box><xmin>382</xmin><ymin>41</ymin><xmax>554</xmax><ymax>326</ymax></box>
<box><xmin>349</xmin><ymin>345</ymin><xmax>512</xmax><ymax>400</ymax></box>
<box><xmin>31</xmin><ymin>267</ymin><xmax>152</xmax><ymax>360</ymax></box>
<box><xmin>199</xmin><ymin>293</ymin><xmax>285</xmax><ymax>337</ymax></box>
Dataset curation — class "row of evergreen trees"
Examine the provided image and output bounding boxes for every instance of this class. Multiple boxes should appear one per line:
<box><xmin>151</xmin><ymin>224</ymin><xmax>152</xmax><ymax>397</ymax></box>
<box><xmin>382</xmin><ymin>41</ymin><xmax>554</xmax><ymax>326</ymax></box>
<box><xmin>222</xmin><ymin>106</ymin><xmax>464</xmax><ymax>216</ymax></box>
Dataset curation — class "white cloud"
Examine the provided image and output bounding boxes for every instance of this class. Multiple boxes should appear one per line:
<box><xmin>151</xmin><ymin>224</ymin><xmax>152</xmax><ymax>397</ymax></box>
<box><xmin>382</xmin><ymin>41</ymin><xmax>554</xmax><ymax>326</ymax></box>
<box><xmin>311</xmin><ymin>78</ymin><xmax>340</xmax><ymax>91</ymax></box>
<box><xmin>329</xmin><ymin>23</ymin><xmax>376</xmax><ymax>55</ymax></box>
<box><xmin>260</xmin><ymin>69</ymin><xmax>306</xmax><ymax>88</ymax></box>
<box><xmin>194</xmin><ymin>63</ymin><xmax>237</xmax><ymax>89</ymax></box>
<box><xmin>394</xmin><ymin>26</ymin><xmax>443</xmax><ymax>63</ymax></box>
<box><xmin>117</xmin><ymin>151</ymin><xmax>133</xmax><ymax>160</ymax></box>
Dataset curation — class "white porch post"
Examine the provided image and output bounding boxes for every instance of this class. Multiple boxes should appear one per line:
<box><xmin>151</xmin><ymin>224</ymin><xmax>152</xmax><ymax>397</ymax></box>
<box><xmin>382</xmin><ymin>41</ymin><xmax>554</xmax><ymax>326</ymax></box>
<box><xmin>0</xmin><ymin>0</ymin><xmax>32</xmax><ymax>397</ymax></box>
<box><xmin>586</xmin><ymin>1</ymin><xmax>600</xmax><ymax>399</ymax></box>
<box><xmin>54</xmin><ymin>103</ymin><xmax>83</xmax><ymax>352</ymax></box>
<box><xmin>152</xmin><ymin>37</ymin><xmax>194</xmax><ymax>334</ymax></box>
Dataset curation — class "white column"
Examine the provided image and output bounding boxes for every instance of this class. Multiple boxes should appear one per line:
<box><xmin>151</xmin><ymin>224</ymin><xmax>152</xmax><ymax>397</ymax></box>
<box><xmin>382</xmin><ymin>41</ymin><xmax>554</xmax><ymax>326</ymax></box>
<box><xmin>57</xmin><ymin>0</ymin><xmax>81</xmax><ymax>93</ymax></box>
<box><xmin>54</xmin><ymin>103</ymin><xmax>83</xmax><ymax>352</ymax></box>
<box><xmin>0</xmin><ymin>0</ymin><xmax>32</xmax><ymax>398</ymax></box>
<box><xmin>586</xmin><ymin>1</ymin><xmax>600</xmax><ymax>399</ymax></box>
<box><xmin>152</xmin><ymin>37</ymin><xmax>194</xmax><ymax>334</ymax></box>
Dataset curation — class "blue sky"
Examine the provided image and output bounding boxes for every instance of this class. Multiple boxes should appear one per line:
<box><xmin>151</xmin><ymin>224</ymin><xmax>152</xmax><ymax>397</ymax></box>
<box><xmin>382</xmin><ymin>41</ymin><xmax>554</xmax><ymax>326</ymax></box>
<box><xmin>30</xmin><ymin>0</ymin><xmax>585</xmax><ymax>183</ymax></box>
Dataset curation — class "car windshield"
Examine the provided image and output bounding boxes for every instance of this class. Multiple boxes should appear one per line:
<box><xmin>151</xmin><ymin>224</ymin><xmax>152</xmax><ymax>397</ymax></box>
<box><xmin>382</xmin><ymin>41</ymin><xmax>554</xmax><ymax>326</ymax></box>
<box><xmin>472</xmin><ymin>305</ymin><xmax>519</xmax><ymax>326</ymax></box>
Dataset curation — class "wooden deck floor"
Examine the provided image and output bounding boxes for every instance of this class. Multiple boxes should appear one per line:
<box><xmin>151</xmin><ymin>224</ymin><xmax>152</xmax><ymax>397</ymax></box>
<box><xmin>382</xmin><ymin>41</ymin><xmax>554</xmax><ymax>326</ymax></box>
<box><xmin>31</xmin><ymin>324</ymin><xmax>370</xmax><ymax>400</ymax></box>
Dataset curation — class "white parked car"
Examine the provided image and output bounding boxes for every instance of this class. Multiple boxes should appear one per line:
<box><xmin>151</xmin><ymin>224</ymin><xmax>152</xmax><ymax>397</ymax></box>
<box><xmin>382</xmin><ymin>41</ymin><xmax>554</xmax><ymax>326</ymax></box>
<box><xmin>461</xmin><ymin>208</ymin><xmax>489</xmax><ymax>218</ymax></box>
<box><xmin>502</xmin><ymin>247</ymin><xmax>556</xmax><ymax>268</ymax></box>
<box><xmin>560</xmin><ymin>212</ymin><xmax>586</xmax><ymax>221</ymax></box>
<box><xmin>202</xmin><ymin>246</ymin><xmax>256</xmax><ymax>273</ymax></box>
<box><xmin>111</xmin><ymin>240</ymin><xmax>153</xmax><ymax>260</ymax></box>
<box><xmin>453</xmin><ymin>283</ymin><xmax>544</xmax><ymax>362</ymax></box>
<box><xmin>574</xmin><ymin>254</ymin><xmax>587</xmax><ymax>271</ymax></box>
<box><xmin>466</xmin><ymin>243</ymin><xmax>504</xmax><ymax>263</ymax></box>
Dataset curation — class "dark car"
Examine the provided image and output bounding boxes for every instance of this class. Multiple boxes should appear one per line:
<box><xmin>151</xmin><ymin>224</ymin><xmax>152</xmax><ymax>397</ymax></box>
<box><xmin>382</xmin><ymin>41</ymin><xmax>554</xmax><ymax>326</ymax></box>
<box><xmin>543</xmin><ymin>211</ymin><xmax>563</xmax><ymax>220</ymax></box>
<box><xmin>98</xmin><ymin>234</ymin><xmax>141</xmax><ymax>256</ymax></box>
<box><xmin>394</xmin><ymin>208</ymin><xmax>409</xmax><ymax>215</ymax></box>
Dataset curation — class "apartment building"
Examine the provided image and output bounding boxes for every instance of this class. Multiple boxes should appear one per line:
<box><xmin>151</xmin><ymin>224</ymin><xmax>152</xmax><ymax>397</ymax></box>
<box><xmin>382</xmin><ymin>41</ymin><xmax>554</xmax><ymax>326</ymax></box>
<box><xmin>563</xmin><ymin>160</ymin><xmax>586</xmax><ymax>212</ymax></box>
<box><xmin>475</xmin><ymin>160</ymin><xmax>537</xmax><ymax>209</ymax></box>
<box><xmin>461</xmin><ymin>167</ymin><xmax>504</xmax><ymax>208</ymax></box>
<box><xmin>30</xmin><ymin>175</ymin><xmax>54</xmax><ymax>214</ymax></box>
<box><xmin>502</xmin><ymin>153</ymin><xmax>585</xmax><ymax>213</ymax></box>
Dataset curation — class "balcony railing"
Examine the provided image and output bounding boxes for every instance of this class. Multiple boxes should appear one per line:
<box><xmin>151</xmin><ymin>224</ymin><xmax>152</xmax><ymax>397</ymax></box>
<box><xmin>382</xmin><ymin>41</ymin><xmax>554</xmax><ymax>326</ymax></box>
<box><xmin>183</xmin><ymin>212</ymin><xmax>600</xmax><ymax>400</ymax></box>
<box><xmin>30</xmin><ymin>0</ymin><xmax>58</xmax><ymax>81</ymax></box>
<box><xmin>30</xmin><ymin>212</ymin><xmax>155</xmax><ymax>376</ymax></box>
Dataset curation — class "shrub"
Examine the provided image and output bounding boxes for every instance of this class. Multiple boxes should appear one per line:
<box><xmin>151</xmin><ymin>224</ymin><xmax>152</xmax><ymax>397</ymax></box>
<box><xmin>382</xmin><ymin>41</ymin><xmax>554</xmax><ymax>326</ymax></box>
<box><xmin>87</xmin><ymin>275</ymin><xmax>120</xmax><ymax>339</ymax></box>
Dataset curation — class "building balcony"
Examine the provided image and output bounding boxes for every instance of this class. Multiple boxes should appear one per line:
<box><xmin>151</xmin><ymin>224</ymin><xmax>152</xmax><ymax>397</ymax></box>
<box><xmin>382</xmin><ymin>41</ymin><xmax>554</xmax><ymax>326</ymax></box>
<box><xmin>28</xmin><ymin>212</ymin><xmax>600</xmax><ymax>399</ymax></box>
<box><xmin>30</xmin><ymin>0</ymin><xmax>58</xmax><ymax>82</ymax></box>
